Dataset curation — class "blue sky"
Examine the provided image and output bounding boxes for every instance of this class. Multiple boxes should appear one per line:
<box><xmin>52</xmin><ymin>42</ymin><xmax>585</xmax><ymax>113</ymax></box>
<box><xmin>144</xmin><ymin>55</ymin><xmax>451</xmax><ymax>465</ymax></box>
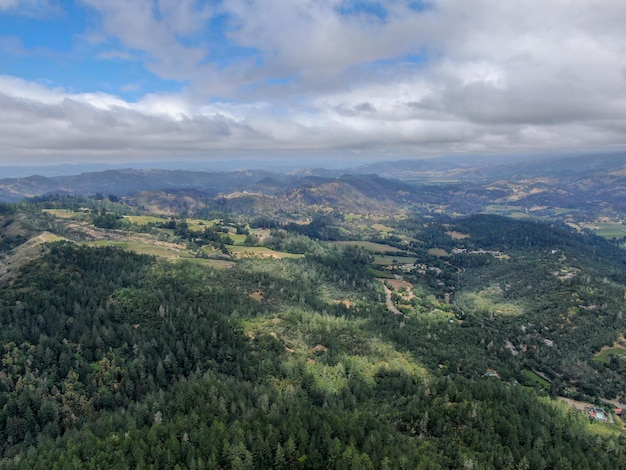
<box><xmin>0</xmin><ymin>0</ymin><xmax>625</xmax><ymax>165</ymax></box>
<box><xmin>0</xmin><ymin>1</ymin><xmax>196</xmax><ymax>99</ymax></box>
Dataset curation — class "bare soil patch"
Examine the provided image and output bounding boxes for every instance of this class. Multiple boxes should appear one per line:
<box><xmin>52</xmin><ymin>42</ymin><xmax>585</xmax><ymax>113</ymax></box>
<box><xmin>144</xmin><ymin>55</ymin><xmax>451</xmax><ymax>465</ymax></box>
<box><xmin>428</xmin><ymin>248</ymin><xmax>449</xmax><ymax>257</ymax></box>
<box><xmin>250</xmin><ymin>290</ymin><xmax>264</xmax><ymax>302</ymax></box>
<box><xmin>446</xmin><ymin>231</ymin><xmax>469</xmax><ymax>239</ymax></box>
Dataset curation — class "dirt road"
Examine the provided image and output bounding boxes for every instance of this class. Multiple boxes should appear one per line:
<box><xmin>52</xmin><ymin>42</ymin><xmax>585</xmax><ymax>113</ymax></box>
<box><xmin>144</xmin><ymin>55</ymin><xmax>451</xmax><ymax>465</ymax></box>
<box><xmin>382</xmin><ymin>283</ymin><xmax>403</xmax><ymax>315</ymax></box>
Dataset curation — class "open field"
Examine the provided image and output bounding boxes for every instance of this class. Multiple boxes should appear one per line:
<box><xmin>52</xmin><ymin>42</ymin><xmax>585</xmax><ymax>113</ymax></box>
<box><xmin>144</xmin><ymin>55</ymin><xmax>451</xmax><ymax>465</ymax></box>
<box><xmin>331</xmin><ymin>240</ymin><xmax>407</xmax><ymax>253</ymax></box>
<box><xmin>228</xmin><ymin>233</ymin><xmax>247</xmax><ymax>244</ymax></box>
<box><xmin>228</xmin><ymin>245</ymin><xmax>304</xmax><ymax>259</ymax></box>
<box><xmin>593</xmin><ymin>345</ymin><xmax>626</xmax><ymax>363</ymax></box>
<box><xmin>186</xmin><ymin>218</ymin><xmax>217</xmax><ymax>231</ymax></box>
<box><xmin>123</xmin><ymin>216</ymin><xmax>224</xmax><ymax>232</ymax></box>
<box><xmin>371</xmin><ymin>223</ymin><xmax>394</xmax><ymax>233</ymax></box>
<box><xmin>39</xmin><ymin>232</ymin><xmax>66</xmax><ymax>243</ymax></box>
<box><xmin>522</xmin><ymin>369</ymin><xmax>550</xmax><ymax>388</ymax></box>
<box><xmin>446</xmin><ymin>231</ymin><xmax>469</xmax><ymax>239</ymax></box>
<box><xmin>183</xmin><ymin>258</ymin><xmax>235</xmax><ymax>269</ymax></box>
<box><xmin>483</xmin><ymin>205</ymin><xmax>528</xmax><ymax>217</ymax></box>
<box><xmin>457</xmin><ymin>284</ymin><xmax>525</xmax><ymax>318</ymax></box>
<box><xmin>81</xmin><ymin>239</ymin><xmax>235</xmax><ymax>268</ymax></box>
<box><xmin>343</xmin><ymin>213</ymin><xmax>362</xmax><ymax>222</ymax></box>
<box><xmin>43</xmin><ymin>209</ymin><xmax>88</xmax><ymax>219</ymax></box>
<box><xmin>584</xmin><ymin>223</ymin><xmax>626</xmax><ymax>239</ymax></box>
<box><xmin>82</xmin><ymin>240</ymin><xmax>190</xmax><ymax>259</ymax></box>
<box><xmin>123</xmin><ymin>215</ymin><xmax>168</xmax><ymax>225</ymax></box>
<box><xmin>427</xmin><ymin>248</ymin><xmax>449</xmax><ymax>257</ymax></box>
<box><xmin>373</xmin><ymin>255</ymin><xmax>419</xmax><ymax>266</ymax></box>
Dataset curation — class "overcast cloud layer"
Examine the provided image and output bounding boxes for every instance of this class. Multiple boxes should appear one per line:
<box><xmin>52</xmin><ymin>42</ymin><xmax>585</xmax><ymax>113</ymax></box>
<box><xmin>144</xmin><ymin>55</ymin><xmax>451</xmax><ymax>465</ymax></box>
<box><xmin>1</xmin><ymin>0</ymin><xmax>626</xmax><ymax>164</ymax></box>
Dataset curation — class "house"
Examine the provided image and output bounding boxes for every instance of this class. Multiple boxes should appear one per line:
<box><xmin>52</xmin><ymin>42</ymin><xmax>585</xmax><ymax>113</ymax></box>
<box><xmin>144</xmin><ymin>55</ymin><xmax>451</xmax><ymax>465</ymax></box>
<box><xmin>587</xmin><ymin>407</ymin><xmax>608</xmax><ymax>422</ymax></box>
<box><xmin>482</xmin><ymin>369</ymin><xmax>500</xmax><ymax>378</ymax></box>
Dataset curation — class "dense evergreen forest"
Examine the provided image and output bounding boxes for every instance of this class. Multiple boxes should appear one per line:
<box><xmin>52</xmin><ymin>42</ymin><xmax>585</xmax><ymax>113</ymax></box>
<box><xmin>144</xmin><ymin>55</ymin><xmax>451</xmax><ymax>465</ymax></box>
<box><xmin>2</xmin><ymin>198</ymin><xmax>626</xmax><ymax>468</ymax></box>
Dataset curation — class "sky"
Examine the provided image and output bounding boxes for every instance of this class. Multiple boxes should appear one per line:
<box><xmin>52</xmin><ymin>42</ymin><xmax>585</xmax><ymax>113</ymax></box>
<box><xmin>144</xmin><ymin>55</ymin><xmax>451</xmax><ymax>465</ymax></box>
<box><xmin>1</xmin><ymin>0</ymin><xmax>626</xmax><ymax>166</ymax></box>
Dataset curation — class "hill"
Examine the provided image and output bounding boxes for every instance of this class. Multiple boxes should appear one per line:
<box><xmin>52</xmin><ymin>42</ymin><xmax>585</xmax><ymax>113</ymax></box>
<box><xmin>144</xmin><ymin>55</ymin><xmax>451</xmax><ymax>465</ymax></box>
<box><xmin>0</xmin><ymin>169</ymin><xmax>276</xmax><ymax>203</ymax></box>
<box><xmin>2</xmin><ymin>154</ymin><xmax>626</xmax><ymax>232</ymax></box>
<box><xmin>1</xmin><ymin>187</ymin><xmax>626</xmax><ymax>467</ymax></box>
<box><xmin>2</xmin><ymin>154</ymin><xmax>626</xmax><ymax>467</ymax></box>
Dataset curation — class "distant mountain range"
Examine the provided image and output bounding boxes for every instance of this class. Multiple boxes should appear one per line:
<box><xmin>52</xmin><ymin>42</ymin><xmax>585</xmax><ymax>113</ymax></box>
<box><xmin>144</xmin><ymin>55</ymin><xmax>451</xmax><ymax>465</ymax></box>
<box><xmin>0</xmin><ymin>169</ymin><xmax>275</xmax><ymax>203</ymax></box>
<box><xmin>1</xmin><ymin>153</ymin><xmax>625</xmax><ymax>222</ymax></box>
<box><xmin>352</xmin><ymin>152</ymin><xmax>626</xmax><ymax>181</ymax></box>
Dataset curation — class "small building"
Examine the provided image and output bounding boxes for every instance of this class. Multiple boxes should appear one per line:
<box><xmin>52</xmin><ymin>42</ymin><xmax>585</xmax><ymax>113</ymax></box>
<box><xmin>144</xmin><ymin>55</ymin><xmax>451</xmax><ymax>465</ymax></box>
<box><xmin>482</xmin><ymin>369</ymin><xmax>500</xmax><ymax>379</ymax></box>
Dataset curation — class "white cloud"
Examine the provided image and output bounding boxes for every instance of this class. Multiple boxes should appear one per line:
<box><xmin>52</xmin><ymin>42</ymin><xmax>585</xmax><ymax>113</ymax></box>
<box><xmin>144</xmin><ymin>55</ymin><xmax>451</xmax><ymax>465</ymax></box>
<box><xmin>0</xmin><ymin>76</ymin><xmax>129</xmax><ymax>109</ymax></box>
<box><xmin>82</xmin><ymin>0</ymin><xmax>211</xmax><ymax>81</ymax></box>
<box><xmin>4</xmin><ymin>0</ymin><xmax>626</xmax><ymax>163</ymax></box>
<box><xmin>0</xmin><ymin>0</ymin><xmax>19</xmax><ymax>9</ymax></box>
<box><xmin>0</xmin><ymin>0</ymin><xmax>59</xmax><ymax>16</ymax></box>
<box><xmin>0</xmin><ymin>76</ymin><xmax>267</xmax><ymax>161</ymax></box>
<box><xmin>223</xmin><ymin>0</ymin><xmax>431</xmax><ymax>87</ymax></box>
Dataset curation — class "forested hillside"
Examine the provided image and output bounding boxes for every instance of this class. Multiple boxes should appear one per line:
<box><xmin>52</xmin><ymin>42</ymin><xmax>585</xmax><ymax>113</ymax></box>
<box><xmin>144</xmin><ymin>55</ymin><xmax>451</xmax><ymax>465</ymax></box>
<box><xmin>1</xmin><ymin>194</ymin><xmax>626</xmax><ymax>468</ymax></box>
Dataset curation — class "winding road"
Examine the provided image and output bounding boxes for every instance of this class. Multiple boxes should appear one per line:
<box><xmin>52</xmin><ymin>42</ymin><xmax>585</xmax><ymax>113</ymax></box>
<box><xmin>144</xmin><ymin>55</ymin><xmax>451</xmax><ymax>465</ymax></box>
<box><xmin>382</xmin><ymin>283</ymin><xmax>403</xmax><ymax>315</ymax></box>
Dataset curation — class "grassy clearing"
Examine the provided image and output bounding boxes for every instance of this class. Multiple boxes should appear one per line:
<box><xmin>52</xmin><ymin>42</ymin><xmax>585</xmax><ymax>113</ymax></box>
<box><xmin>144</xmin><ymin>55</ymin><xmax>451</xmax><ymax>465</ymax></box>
<box><xmin>186</xmin><ymin>218</ymin><xmax>217</xmax><ymax>231</ymax></box>
<box><xmin>585</xmin><ymin>223</ymin><xmax>626</xmax><ymax>239</ymax></box>
<box><xmin>122</xmin><ymin>216</ymin><xmax>224</xmax><ymax>232</ymax></box>
<box><xmin>331</xmin><ymin>240</ymin><xmax>407</xmax><ymax>254</ymax></box>
<box><xmin>370</xmin><ymin>268</ymin><xmax>393</xmax><ymax>278</ymax></box>
<box><xmin>307</xmin><ymin>342</ymin><xmax>428</xmax><ymax>394</ymax></box>
<box><xmin>483</xmin><ymin>205</ymin><xmax>528</xmax><ymax>217</ymax></box>
<box><xmin>123</xmin><ymin>215</ymin><xmax>167</xmax><ymax>225</ymax></box>
<box><xmin>39</xmin><ymin>232</ymin><xmax>66</xmax><ymax>243</ymax></box>
<box><xmin>522</xmin><ymin>370</ymin><xmax>550</xmax><ymax>388</ymax></box>
<box><xmin>228</xmin><ymin>233</ymin><xmax>247</xmax><ymax>245</ymax></box>
<box><xmin>593</xmin><ymin>346</ymin><xmax>626</xmax><ymax>363</ymax></box>
<box><xmin>228</xmin><ymin>245</ymin><xmax>303</xmax><ymax>259</ymax></box>
<box><xmin>344</xmin><ymin>214</ymin><xmax>362</xmax><ymax>222</ymax></box>
<box><xmin>82</xmin><ymin>240</ymin><xmax>189</xmax><ymax>259</ymax></box>
<box><xmin>184</xmin><ymin>258</ymin><xmax>235</xmax><ymax>269</ymax></box>
<box><xmin>371</xmin><ymin>223</ymin><xmax>394</xmax><ymax>233</ymax></box>
<box><xmin>242</xmin><ymin>310</ymin><xmax>429</xmax><ymax>395</ymax></box>
<box><xmin>427</xmin><ymin>248</ymin><xmax>448</xmax><ymax>257</ymax></box>
<box><xmin>446</xmin><ymin>231</ymin><xmax>469</xmax><ymax>239</ymax></box>
<box><xmin>43</xmin><ymin>209</ymin><xmax>87</xmax><ymax>219</ymax></box>
<box><xmin>457</xmin><ymin>286</ymin><xmax>525</xmax><ymax>317</ymax></box>
<box><xmin>373</xmin><ymin>255</ymin><xmax>419</xmax><ymax>266</ymax></box>
<box><xmin>250</xmin><ymin>228</ymin><xmax>271</xmax><ymax>235</ymax></box>
<box><xmin>80</xmin><ymin>239</ymin><xmax>235</xmax><ymax>268</ymax></box>
<box><xmin>153</xmin><ymin>228</ymin><xmax>175</xmax><ymax>236</ymax></box>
